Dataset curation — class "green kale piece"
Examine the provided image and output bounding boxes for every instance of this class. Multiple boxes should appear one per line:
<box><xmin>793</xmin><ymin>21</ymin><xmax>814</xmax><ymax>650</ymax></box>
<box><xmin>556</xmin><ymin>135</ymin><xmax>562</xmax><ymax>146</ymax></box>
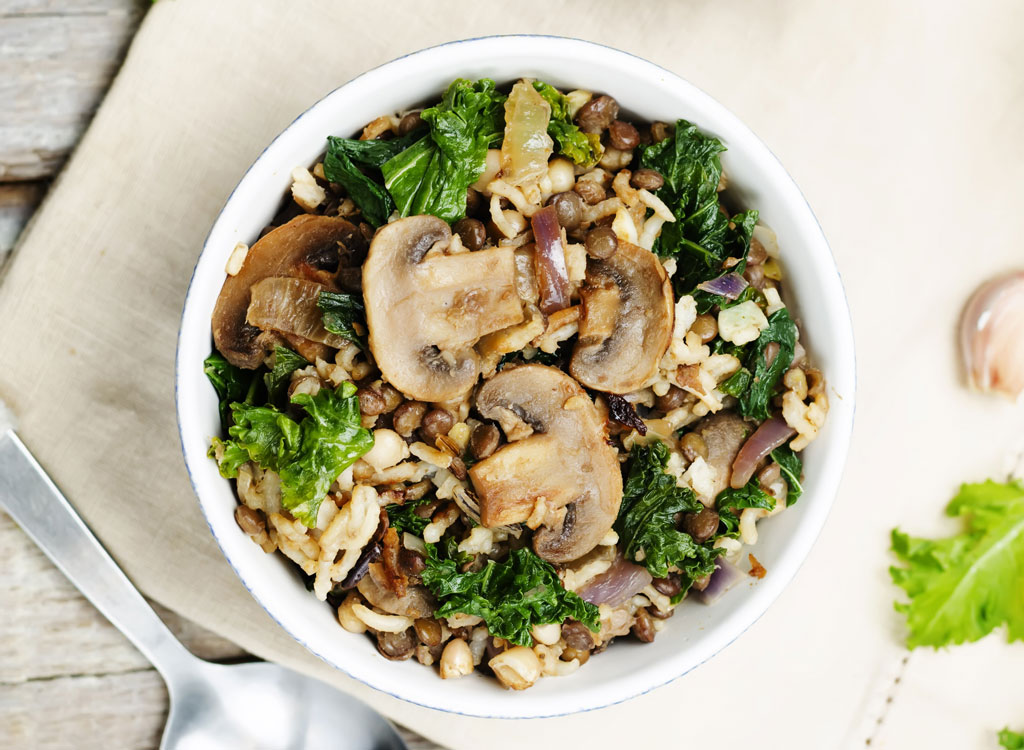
<box><xmin>891</xmin><ymin>480</ymin><xmax>1024</xmax><ymax>649</ymax></box>
<box><xmin>421</xmin><ymin>546</ymin><xmax>600</xmax><ymax>648</ymax></box>
<box><xmin>382</xmin><ymin>79</ymin><xmax>506</xmax><ymax>223</ymax></box>
<box><xmin>615</xmin><ymin>441</ymin><xmax>719</xmax><ymax>583</ymax></box>
<box><xmin>532</xmin><ymin>81</ymin><xmax>602</xmax><ymax>167</ymax></box>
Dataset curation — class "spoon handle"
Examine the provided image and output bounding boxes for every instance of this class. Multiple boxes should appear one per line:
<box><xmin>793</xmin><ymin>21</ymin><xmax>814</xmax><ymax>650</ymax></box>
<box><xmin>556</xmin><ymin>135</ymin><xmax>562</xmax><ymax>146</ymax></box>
<box><xmin>0</xmin><ymin>428</ymin><xmax>196</xmax><ymax>681</ymax></box>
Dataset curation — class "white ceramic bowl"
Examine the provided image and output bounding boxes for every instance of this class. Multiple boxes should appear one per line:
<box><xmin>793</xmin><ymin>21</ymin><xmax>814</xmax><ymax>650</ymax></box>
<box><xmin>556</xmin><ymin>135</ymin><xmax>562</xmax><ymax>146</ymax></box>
<box><xmin>176</xmin><ymin>35</ymin><xmax>855</xmax><ymax>718</ymax></box>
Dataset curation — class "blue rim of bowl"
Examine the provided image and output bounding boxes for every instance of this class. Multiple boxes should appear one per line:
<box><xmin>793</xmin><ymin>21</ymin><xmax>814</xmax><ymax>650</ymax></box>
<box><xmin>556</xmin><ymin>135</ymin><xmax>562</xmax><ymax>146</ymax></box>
<box><xmin>174</xmin><ymin>33</ymin><xmax>857</xmax><ymax>719</ymax></box>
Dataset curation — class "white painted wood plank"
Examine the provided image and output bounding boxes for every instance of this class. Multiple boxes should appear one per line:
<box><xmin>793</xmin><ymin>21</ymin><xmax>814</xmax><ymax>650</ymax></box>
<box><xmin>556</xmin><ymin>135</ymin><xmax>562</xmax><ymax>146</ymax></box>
<box><xmin>0</xmin><ymin>512</ymin><xmax>443</xmax><ymax>748</ymax></box>
<box><xmin>0</xmin><ymin>183</ymin><xmax>44</xmax><ymax>268</ymax></box>
<box><xmin>0</xmin><ymin>671</ymin><xmax>168</xmax><ymax>750</ymax></box>
<box><xmin>4</xmin><ymin>1</ymin><xmax>142</xmax><ymax>13</ymax></box>
<box><xmin>0</xmin><ymin>669</ymin><xmax>440</xmax><ymax>750</ymax></box>
<box><xmin>0</xmin><ymin>512</ymin><xmax>247</xmax><ymax>683</ymax></box>
<box><xmin>0</xmin><ymin>671</ymin><xmax>441</xmax><ymax>750</ymax></box>
<box><xmin>0</xmin><ymin>2</ymin><xmax>144</xmax><ymax>180</ymax></box>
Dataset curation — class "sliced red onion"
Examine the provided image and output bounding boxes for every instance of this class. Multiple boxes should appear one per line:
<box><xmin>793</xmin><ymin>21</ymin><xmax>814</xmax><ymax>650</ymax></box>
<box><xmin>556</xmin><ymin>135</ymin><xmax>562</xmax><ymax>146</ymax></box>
<box><xmin>577</xmin><ymin>556</ymin><xmax>652</xmax><ymax>606</ymax></box>
<box><xmin>531</xmin><ymin>205</ymin><xmax>571</xmax><ymax>315</ymax></box>
<box><xmin>730</xmin><ymin>416</ymin><xmax>796</xmax><ymax>489</ymax></box>
<box><xmin>339</xmin><ymin>541</ymin><xmax>381</xmax><ymax>590</ymax></box>
<box><xmin>697</xmin><ymin>272</ymin><xmax>748</xmax><ymax>300</ymax></box>
<box><xmin>693</xmin><ymin>558</ymin><xmax>745</xmax><ymax>605</ymax></box>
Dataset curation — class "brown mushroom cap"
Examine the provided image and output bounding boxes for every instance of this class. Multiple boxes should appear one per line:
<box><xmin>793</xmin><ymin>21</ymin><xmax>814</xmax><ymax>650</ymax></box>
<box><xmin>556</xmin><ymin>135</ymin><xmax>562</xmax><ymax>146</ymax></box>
<box><xmin>570</xmin><ymin>241</ymin><xmax>674</xmax><ymax>394</ymax></box>
<box><xmin>468</xmin><ymin>365</ymin><xmax>622</xmax><ymax>563</ymax></box>
<box><xmin>363</xmin><ymin>215</ymin><xmax>524</xmax><ymax>403</ymax></box>
<box><xmin>212</xmin><ymin>215</ymin><xmax>362</xmax><ymax>368</ymax></box>
<box><xmin>692</xmin><ymin>411</ymin><xmax>750</xmax><ymax>500</ymax></box>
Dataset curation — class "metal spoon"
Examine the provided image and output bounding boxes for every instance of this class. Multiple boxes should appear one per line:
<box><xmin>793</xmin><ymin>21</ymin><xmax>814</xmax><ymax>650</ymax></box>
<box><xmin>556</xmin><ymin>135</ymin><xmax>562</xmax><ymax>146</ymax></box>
<box><xmin>0</xmin><ymin>417</ymin><xmax>408</xmax><ymax>750</ymax></box>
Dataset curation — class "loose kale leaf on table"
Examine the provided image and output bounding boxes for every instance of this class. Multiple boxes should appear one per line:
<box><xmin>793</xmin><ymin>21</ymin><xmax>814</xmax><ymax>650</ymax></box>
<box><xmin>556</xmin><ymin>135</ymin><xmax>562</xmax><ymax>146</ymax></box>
<box><xmin>615</xmin><ymin>440</ymin><xmax>718</xmax><ymax>582</ymax></box>
<box><xmin>421</xmin><ymin>546</ymin><xmax>599</xmax><ymax>647</ymax></box>
<box><xmin>1000</xmin><ymin>728</ymin><xmax>1024</xmax><ymax>750</ymax></box>
<box><xmin>890</xmin><ymin>479</ymin><xmax>1024</xmax><ymax>649</ymax></box>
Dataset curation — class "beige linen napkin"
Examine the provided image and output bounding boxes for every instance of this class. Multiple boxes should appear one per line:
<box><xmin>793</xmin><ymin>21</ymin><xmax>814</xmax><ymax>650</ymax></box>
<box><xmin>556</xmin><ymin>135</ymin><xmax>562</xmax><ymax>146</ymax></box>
<box><xmin>3</xmin><ymin>1</ymin><xmax>1023</xmax><ymax>747</ymax></box>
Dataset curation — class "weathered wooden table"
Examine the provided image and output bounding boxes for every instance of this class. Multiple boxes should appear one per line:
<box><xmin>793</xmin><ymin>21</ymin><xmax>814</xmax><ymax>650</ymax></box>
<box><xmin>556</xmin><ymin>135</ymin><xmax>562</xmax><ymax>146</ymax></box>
<box><xmin>0</xmin><ymin>3</ymin><xmax>438</xmax><ymax>747</ymax></box>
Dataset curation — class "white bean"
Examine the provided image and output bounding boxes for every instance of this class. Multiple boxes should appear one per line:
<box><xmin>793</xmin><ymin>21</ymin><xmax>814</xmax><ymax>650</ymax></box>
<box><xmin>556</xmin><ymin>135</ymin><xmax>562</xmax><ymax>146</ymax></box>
<box><xmin>362</xmin><ymin>429</ymin><xmax>409</xmax><ymax>471</ymax></box>
<box><xmin>530</xmin><ymin>623</ymin><xmax>562</xmax><ymax>646</ymax></box>
<box><xmin>489</xmin><ymin>646</ymin><xmax>542</xmax><ymax>690</ymax></box>
<box><xmin>547</xmin><ymin>158</ymin><xmax>575</xmax><ymax>194</ymax></box>
<box><xmin>439</xmin><ymin>638</ymin><xmax>474</xmax><ymax>679</ymax></box>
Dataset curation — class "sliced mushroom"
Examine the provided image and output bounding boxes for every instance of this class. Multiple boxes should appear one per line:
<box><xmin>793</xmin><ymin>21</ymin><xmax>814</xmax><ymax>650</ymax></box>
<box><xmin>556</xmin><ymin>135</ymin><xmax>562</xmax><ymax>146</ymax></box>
<box><xmin>570</xmin><ymin>241</ymin><xmax>674</xmax><ymax>393</ymax></box>
<box><xmin>469</xmin><ymin>365</ymin><xmax>622</xmax><ymax>563</ymax></box>
<box><xmin>212</xmin><ymin>215</ymin><xmax>362</xmax><ymax>368</ymax></box>
<box><xmin>468</xmin><ymin>433</ymin><xmax>567</xmax><ymax>524</ymax></box>
<box><xmin>363</xmin><ymin>215</ymin><xmax>524</xmax><ymax>402</ymax></box>
<box><xmin>692</xmin><ymin>412</ymin><xmax>750</xmax><ymax>500</ymax></box>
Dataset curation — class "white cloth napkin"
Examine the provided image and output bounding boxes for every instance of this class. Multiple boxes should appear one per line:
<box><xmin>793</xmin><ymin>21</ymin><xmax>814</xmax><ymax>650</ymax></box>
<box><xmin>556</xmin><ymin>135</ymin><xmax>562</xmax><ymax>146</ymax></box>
<box><xmin>2</xmin><ymin>1</ymin><xmax>1022</xmax><ymax>747</ymax></box>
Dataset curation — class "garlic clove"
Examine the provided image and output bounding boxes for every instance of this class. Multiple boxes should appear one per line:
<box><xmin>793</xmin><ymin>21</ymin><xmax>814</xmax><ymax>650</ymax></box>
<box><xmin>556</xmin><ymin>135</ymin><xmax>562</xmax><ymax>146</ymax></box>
<box><xmin>960</xmin><ymin>271</ymin><xmax>1024</xmax><ymax>401</ymax></box>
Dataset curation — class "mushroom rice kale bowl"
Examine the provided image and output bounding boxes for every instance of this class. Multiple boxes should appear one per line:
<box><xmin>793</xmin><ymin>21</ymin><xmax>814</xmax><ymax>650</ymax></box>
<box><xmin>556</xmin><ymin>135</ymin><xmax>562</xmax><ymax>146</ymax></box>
<box><xmin>203</xmin><ymin>78</ymin><xmax>829</xmax><ymax>690</ymax></box>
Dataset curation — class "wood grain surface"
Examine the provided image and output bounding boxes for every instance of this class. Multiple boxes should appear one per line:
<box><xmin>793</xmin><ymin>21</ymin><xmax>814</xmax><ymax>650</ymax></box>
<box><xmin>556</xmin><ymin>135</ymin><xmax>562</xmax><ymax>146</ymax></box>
<box><xmin>0</xmin><ymin>0</ymin><xmax>145</xmax><ymax>182</ymax></box>
<box><xmin>0</xmin><ymin>0</ymin><xmax>144</xmax><ymax>269</ymax></box>
<box><xmin>0</xmin><ymin>183</ymin><xmax>45</xmax><ymax>266</ymax></box>
<box><xmin>0</xmin><ymin>513</ymin><xmax>439</xmax><ymax>749</ymax></box>
<box><xmin>0</xmin><ymin>4</ymin><xmax>441</xmax><ymax>747</ymax></box>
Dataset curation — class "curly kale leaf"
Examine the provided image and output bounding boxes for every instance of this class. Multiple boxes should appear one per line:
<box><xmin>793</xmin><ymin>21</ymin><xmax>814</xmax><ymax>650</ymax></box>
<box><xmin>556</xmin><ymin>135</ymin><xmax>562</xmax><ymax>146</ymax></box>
<box><xmin>640</xmin><ymin>120</ymin><xmax>758</xmax><ymax>293</ymax></box>
<box><xmin>615</xmin><ymin>441</ymin><xmax>716</xmax><ymax>581</ymax></box>
<box><xmin>323</xmin><ymin>128</ymin><xmax>424</xmax><ymax>226</ymax></box>
<box><xmin>263</xmin><ymin>346</ymin><xmax>309</xmax><ymax>404</ymax></box>
<box><xmin>421</xmin><ymin>546</ymin><xmax>599</xmax><ymax>647</ymax></box>
<box><xmin>716</xmin><ymin>479</ymin><xmax>776</xmax><ymax>538</ymax></box>
<box><xmin>383</xmin><ymin>79</ymin><xmax>506</xmax><ymax>223</ymax></box>
<box><xmin>891</xmin><ymin>480</ymin><xmax>1024</xmax><ymax>649</ymax></box>
<box><xmin>208</xmin><ymin>382</ymin><xmax>373</xmax><ymax>526</ymax></box>
<box><xmin>532</xmin><ymin>81</ymin><xmax>602</xmax><ymax>167</ymax></box>
<box><xmin>203</xmin><ymin>352</ymin><xmax>259</xmax><ymax>427</ymax></box>
<box><xmin>733</xmin><ymin>308</ymin><xmax>797</xmax><ymax>421</ymax></box>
